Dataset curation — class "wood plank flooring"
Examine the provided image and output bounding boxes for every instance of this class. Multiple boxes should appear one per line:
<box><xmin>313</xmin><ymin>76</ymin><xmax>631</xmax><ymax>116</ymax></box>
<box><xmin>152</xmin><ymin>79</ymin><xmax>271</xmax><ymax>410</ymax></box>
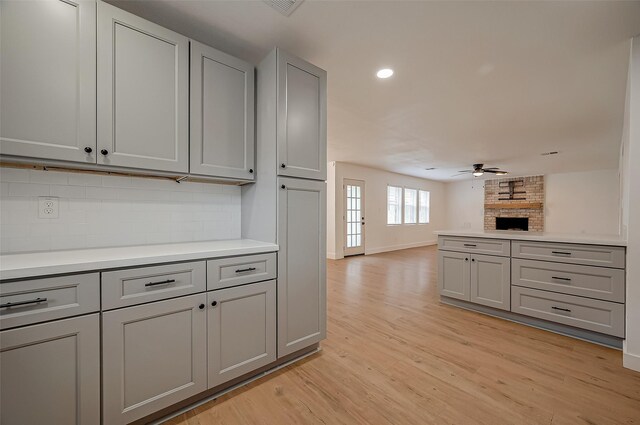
<box><xmin>166</xmin><ymin>246</ymin><xmax>640</xmax><ymax>425</ymax></box>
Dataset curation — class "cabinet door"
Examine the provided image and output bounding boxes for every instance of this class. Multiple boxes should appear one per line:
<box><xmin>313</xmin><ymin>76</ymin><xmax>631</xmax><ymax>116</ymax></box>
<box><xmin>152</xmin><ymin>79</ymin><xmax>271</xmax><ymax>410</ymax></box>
<box><xmin>102</xmin><ymin>294</ymin><xmax>207</xmax><ymax>425</ymax></box>
<box><xmin>277</xmin><ymin>50</ymin><xmax>327</xmax><ymax>181</ymax></box>
<box><xmin>470</xmin><ymin>254</ymin><xmax>511</xmax><ymax>310</ymax></box>
<box><xmin>97</xmin><ymin>2</ymin><xmax>189</xmax><ymax>173</ymax></box>
<box><xmin>208</xmin><ymin>280</ymin><xmax>276</xmax><ymax>388</ymax></box>
<box><xmin>190</xmin><ymin>41</ymin><xmax>255</xmax><ymax>180</ymax></box>
<box><xmin>0</xmin><ymin>0</ymin><xmax>96</xmax><ymax>163</ymax></box>
<box><xmin>437</xmin><ymin>250</ymin><xmax>470</xmax><ymax>301</ymax></box>
<box><xmin>277</xmin><ymin>177</ymin><xmax>326</xmax><ymax>357</ymax></box>
<box><xmin>0</xmin><ymin>314</ymin><xmax>100</xmax><ymax>425</ymax></box>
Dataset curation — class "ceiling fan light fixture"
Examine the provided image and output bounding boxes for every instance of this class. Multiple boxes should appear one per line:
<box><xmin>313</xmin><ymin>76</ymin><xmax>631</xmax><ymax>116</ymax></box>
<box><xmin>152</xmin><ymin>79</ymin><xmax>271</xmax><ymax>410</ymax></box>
<box><xmin>473</xmin><ymin>171</ymin><xmax>484</xmax><ymax>177</ymax></box>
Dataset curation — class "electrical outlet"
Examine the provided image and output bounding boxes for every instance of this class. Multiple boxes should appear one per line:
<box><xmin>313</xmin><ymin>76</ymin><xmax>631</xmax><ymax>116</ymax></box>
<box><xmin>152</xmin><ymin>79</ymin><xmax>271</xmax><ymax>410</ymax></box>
<box><xmin>38</xmin><ymin>197</ymin><xmax>59</xmax><ymax>219</ymax></box>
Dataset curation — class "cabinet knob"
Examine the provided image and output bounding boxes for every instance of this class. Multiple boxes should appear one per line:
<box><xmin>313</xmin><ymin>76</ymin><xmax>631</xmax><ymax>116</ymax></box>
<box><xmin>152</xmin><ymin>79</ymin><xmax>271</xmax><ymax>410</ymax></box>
<box><xmin>280</xmin><ymin>163</ymin><xmax>286</xmax><ymax>168</ymax></box>
<box><xmin>465</xmin><ymin>258</ymin><xmax>469</xmax><ymax>261</ymax></box>
<box><xmin>211</xmin><ymin>301</ymin><xmax>218</xmax><ymax>307</ymax></box>
<box><xmin>471</xmin><ymin>258</ymin><xmax>475</xmax><ymax>262</ymax></box>
<box><xmin>84</xmin><ymin>147</ymin><xmax>93</xmax><ymax>154</ymax></box>
<box><xmin>281</xmin><ymin>184</ymin><xmax>286</xmax><ymax>189</ymax></box>
<box><xmin>198</xmin><ymin>303</ymin><xmax>205</xmax><ymax>310</ymax></box>
<box><xmin>100</xmin><ymin>149</ymin><xmax>109</xmax><ymax>156</ymax></box>
<box><xmin>249</xmin><ymin>169</ymin><xmax>254</xmax><ymax>174</ymax></box>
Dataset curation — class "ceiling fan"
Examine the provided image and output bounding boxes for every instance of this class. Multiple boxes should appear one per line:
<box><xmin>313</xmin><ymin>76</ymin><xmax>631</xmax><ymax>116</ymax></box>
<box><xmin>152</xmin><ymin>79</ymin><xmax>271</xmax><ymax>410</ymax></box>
<box><xmin>453</xmin><ymin>163</ymin><xmax>508</xmax><ymax>177</ymax></box>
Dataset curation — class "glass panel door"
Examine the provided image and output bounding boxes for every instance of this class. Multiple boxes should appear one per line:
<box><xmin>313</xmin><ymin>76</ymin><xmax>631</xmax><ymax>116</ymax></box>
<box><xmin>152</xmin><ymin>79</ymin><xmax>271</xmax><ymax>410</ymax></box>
<box><xmin>344</xmin><ymin>179</ymin><xmax>365</xmax><ymax>256</ymax></box>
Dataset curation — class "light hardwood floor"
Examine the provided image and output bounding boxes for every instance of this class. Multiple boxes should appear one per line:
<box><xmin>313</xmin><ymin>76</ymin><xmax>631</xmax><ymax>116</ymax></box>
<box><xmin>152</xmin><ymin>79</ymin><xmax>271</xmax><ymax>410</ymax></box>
<box><xmin>166</xmin><ymin>245</ymin><xmax>640</xmax><ymax>425</ymax></box>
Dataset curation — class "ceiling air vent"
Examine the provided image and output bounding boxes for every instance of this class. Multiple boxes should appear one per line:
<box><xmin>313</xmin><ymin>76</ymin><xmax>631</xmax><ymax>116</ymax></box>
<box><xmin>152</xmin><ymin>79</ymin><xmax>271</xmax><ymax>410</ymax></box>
<box><xmin>263</xmin><ymin>0</ymin><xmax>304</xmax><ymax>16</ymax></box>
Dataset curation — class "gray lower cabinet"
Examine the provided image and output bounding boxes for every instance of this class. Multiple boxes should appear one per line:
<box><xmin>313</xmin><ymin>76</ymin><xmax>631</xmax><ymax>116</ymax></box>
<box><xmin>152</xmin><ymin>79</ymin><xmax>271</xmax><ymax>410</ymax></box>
<box><xmin>438</xmin><ymin>250</ymin><xmax>470</xmax><ymax>301</ymax></box>
<box><xmin>0</xmin><ymin>0</ymin><xmax>96</xmax><ymax>164</ymax></box>
<box><xmin>0</xmin><ymin>314</ymin><xmax>100</xmax><ymax>425</ymax></box>
<box><xmin>102</xmin><ymin>293</ymin><xmax>207</xmax><ymax>425</ymax></box>
<box><xmin>277</xmin><ymin>177</ymin><xmax>327</xmax><ymax>357</ymax></box>
<box><xmin>470</xmin><ymin>254</ymin><xmax>510</xmax><ymax>310</ymax></box>
<box><xmin>208</xmin><ymin>280</ymin><xmax>276</xmax><ymax>388</ymax></box>
<box><xmin>190</xmin><ymin>40</ymin><xmax>255</xmax><ymax>180</ymax></box>
<box><xmin>97</xmin><ymin>1</ymin><xmax>189</xmax><ymax>173</ymax></box>
<box><xmin>438</xmin><ymin>251</ymin><xmax>510</xmax><ymax>311</ymax></box>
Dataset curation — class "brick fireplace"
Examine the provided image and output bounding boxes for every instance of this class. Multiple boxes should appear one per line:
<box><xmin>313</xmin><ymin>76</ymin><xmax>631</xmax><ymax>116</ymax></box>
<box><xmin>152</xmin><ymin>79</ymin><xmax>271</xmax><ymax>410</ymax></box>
<box><xmin>484</xmin><ymin>175</ymin><xmax>544</xmax><ymax>232</ymax></box>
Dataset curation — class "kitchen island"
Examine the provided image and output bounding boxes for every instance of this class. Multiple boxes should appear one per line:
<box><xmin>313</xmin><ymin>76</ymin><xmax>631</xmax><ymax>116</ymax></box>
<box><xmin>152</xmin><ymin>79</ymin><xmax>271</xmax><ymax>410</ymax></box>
<box><xmin>435</xmin><ymin>230</ymin><xmax>627</xmax><ymax>348</ymax></box>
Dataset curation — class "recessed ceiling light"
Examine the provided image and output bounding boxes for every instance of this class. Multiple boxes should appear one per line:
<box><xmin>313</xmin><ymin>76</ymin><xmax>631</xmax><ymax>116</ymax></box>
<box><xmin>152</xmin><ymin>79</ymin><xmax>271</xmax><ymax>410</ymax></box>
<box><xmin>376</xmin><ymin>68</ymin><xmax>394</xmax><ymax>79</ymax></box>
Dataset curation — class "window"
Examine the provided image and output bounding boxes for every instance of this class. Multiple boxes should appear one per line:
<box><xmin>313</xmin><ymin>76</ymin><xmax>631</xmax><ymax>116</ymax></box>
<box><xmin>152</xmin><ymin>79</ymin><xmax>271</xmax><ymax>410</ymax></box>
<box><xmin>419</xmin><ymin>190</ymin><xmax>430</xmax><ymax>224</ymax></box>
<box><xmin>404</xmin><ymin>188</ymin><xmax>417</xmax><ymax>224</ymax></box>
<box><xmin>387</xmin><ymin>186</ymin><xmax>402</xmax><ymax>224</ymax></box>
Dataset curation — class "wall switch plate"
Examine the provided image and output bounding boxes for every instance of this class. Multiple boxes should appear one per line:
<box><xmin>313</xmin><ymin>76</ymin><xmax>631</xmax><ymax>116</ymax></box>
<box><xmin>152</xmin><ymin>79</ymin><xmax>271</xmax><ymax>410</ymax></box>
<box><xmin>38</xmin><ymin>197</ymin><xmax>59</xmax><ymax>219</ymax></box>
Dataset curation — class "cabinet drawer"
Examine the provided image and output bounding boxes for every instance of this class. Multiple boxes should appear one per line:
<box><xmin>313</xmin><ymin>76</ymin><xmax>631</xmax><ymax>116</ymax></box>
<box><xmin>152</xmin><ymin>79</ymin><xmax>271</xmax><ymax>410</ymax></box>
<box><xmin>0</xmin><ymin>273</ymin><xmax>100</xmax><ymax>330</ymax></box>
<box><xmin>207</xmin><ymin>253</ymin><xmax>276</xmax><ymax>290</ymax></box>
<box><xmin>438</xmin><ymin>236</ymin><xmax>510</xmax><ymax>257</ymax></box>
<box><xmin>102</xmin><ymin>261</ymin><xmax>206</xmax><ymax>310</ymax></box>
<box><xmin>512</xmin><ymin>259</ymin><xmax>625</xmax><ymax>303</ymax></box>
<box><xmin>511</xmin><ymin>241</ymin><xmax>625</xmax><ymax>268</ymax></box>
<box><xmin>511</xmin><ymin>286</ymin><xmax>624</xmax><ymax>337</ymax></box>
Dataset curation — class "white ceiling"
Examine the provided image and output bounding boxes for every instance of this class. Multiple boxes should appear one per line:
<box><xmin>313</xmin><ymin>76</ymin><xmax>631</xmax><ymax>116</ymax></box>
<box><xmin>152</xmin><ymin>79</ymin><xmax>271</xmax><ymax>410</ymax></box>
<box><xmin>111</xmin><ymin>0</ymin><xmax>640</xmax><ymax>181</ymax></box>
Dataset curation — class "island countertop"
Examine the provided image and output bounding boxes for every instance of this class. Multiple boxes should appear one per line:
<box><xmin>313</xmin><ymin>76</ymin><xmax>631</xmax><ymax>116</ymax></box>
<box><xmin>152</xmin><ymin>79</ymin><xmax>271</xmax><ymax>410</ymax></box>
<box><xmin>0</xmin><ymin>239</ymin><xmax>279</xmax><ymax>281</ymax></box>
<box><xmin>434</xmin><ymin>230</ymin><xmax>627</xmax><ymax>247</ymax></box>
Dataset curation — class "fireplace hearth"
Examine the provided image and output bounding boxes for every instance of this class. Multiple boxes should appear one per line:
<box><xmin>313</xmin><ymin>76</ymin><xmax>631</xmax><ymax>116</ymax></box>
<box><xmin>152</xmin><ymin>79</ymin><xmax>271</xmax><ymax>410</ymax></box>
<box><xmin>496</xmin><ymin>217</ymin><xmax>529</xmax><ymax>231</ymax></box>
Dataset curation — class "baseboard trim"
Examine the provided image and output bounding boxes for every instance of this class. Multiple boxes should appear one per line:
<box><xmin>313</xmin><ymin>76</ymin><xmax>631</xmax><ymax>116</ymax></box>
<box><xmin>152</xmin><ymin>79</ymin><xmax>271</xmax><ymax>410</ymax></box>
<box><xmin>623</xmin><ymin>351</ymin><xmax>640</xmax><ymax>372</ymax></box>
<box><xmin>327</xmin><ymin>252</ymin><xmax>340</xmax><ymax>260</ymax></box>
<box><xmin>366</xmin><ymin>240</ymin><xmax>437</xmax><ymax>255</ymax></box>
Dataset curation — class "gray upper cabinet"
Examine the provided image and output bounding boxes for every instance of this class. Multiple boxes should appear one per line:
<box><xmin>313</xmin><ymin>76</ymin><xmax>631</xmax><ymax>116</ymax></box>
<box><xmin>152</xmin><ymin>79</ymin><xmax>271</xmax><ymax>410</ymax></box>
<box><xmin>97</xmin><ymin>1</ymin><xmax>189</xmax><ymax>173</ymax></box>
<box><xmin>0</xmin><ymin>0</ymin><xmax>96</xmax><ymax>164</ymax></box>
<box><xmin>102</xmin><ymin>294</ymin><xmax>207</xmax><ymax>425</ymax></box>
<box><xmin>190</xmin><ymin>41</ymin><xmax>255</xmax><ymax>180</ymax></box>
<box><xmin>277</xmin><ymin>50</ymin><xmax>327</xmax><ymax>181</ymax></box>
<box><xmin>0</xmin><ymin>314</ymin><xmax>100</xmax><ymax>425</ymax></box>
<box><xmin>277</xmin><ymin>177</ymin><xmax>326</xmax><ymax>357</ymax></box>
<box><xmin>207</xmin><ymin>280</ymin><xmax>276</xmax><ymax>388</ymax></box>
<box><xmin>470</xmin><ymin>254</ymin><xmax>510</xmax><ymax>311</ymax></box>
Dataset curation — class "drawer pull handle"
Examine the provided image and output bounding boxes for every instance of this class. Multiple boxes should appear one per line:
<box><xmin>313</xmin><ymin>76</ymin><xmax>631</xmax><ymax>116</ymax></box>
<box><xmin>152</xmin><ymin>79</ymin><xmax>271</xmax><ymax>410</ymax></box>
<box><xmin>551</xmin><ymin>306</ymin><xmax>571</xmax><ymax>313</ymax></box>
<box><xmin>0</xmin><ymin>297</ymin><xmax>47</xmax><ymax>308</ymax></box>
<box><xmin>145</xmin><ymin>279</ymin><xmax>176</xmax><ymax>287</ymax></box>
<box><xmin>464</xmin><ymin>244</ymin><xmax>477</xmax><ymax>247</ymax></box>
<box><xmin>235</xmin><ymin>267</ymin><xmax>257</xmax><ymax>273</ymax></box>
<box><xmin>551</xmin><ymin>251</ymin><xmax>572</xmax><ymax>256</ymax></box>
<box><xmin>551</xmin><ymin>276</ymin><xmax>572</xmax><ymax>282</ymax></box>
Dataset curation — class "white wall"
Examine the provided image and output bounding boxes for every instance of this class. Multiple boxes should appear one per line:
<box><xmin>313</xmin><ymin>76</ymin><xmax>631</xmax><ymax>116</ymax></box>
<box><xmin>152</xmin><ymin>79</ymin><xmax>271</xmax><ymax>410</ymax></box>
<box><xmin>328</xmin><ymin>162</ymin><xmax>446</xmax><ymax>259</ymax></box>
<box><xmin>545</xmin><ymin>170</ymin><xmax>620</xmax><ymax>235</ymax></box>
<box><xmin>622</xmin><ymin>35</ymin><xmax>640</xmax><ymax>372</ymax></box>
<box><xmin>445</xmin><ymin>170</ymin><xmax>621</xmax><ymax>235</ymax></box>
<box><xmin>0</xmin><ymin>167</ymin><xmax>241</xmax><ymax>254</ymax></box>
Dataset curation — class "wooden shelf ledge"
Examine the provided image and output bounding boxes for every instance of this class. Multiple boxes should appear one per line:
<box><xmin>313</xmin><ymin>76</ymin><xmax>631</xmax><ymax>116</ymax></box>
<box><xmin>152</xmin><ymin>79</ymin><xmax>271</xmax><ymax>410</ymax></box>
<box><xmin>485</xmin><ymin>202</ymin><xmax>543</xmax><ymax>209</ymax></box>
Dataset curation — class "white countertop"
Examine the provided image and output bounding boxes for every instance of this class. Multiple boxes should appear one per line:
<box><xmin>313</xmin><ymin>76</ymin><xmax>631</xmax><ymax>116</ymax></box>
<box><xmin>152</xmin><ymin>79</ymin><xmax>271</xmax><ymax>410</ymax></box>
<box><xmin>0</xmin><ymin>239</ymin><xmax>279</xmax><ymax>281</ymax></box>
<box><xmin>435</xmin><ymin>230</ymin><xmax>627</xmax><ymax>247</ymax></box>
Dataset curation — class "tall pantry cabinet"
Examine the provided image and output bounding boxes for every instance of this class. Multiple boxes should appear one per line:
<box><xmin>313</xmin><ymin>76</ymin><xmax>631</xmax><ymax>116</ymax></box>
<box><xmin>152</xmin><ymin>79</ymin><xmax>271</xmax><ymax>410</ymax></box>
<box><xmin>243</xmin><ymin>48</ymin><xmax>327</xmax><ymax>358</ymax></box>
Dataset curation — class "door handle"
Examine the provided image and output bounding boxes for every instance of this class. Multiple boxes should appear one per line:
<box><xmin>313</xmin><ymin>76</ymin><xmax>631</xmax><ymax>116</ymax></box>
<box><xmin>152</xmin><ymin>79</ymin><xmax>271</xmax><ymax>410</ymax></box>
<box><xmin>0</xmin><ymin>297</ymin><xmax>48</xmax><ymax>308</ymax></box>
<box><xmin>145</xmin><ymin>279</ymin><xmax>176</xmax><ymax>287</ymax></box>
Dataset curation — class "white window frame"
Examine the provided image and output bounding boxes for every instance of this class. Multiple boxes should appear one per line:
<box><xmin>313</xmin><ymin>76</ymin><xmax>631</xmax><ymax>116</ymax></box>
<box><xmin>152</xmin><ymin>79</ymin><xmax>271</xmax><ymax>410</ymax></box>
<box><xmin>403</xmin><ymin>188</ymin><xmax>417</xmax><ymax>224</ymax></box>
<box><xmin>386</xmin><ymin>185</ymin><xmax>403</xmax><ymax>225</ymax></box>
<box><xmin>418</xmin><ymin>190</ymin><xmax>430</xmax><ymax>224</ymax></box>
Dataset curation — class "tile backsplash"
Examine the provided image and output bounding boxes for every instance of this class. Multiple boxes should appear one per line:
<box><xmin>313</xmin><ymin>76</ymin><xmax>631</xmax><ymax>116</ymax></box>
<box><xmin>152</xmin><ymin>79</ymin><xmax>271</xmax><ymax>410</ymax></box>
<box><xmin>0</xmin><ymin>167</ymin><xmax>241</xmax><ymax>254</ymax></box>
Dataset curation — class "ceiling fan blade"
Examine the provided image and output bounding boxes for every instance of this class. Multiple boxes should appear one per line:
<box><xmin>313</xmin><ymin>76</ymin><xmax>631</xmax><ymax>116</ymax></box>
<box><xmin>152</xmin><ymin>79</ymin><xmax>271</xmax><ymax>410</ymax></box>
<box><xmin>451</xmin><ymin>172</ymin><xmax>472</xmax><ymax>177</ymax></box>
<box><xmin>484</xmin><ymin>167</ymin><xmax>499</xmax><ymax>170</ymax></box>
<box><xmin>457</xmin><ymin>170</ymin><xmax>473</xmax><ymax>173</ymax></box>
<box><xmin>483</xmin><ymin>169</ymin><xmax>502</xmax><ymax>173</ymax></box>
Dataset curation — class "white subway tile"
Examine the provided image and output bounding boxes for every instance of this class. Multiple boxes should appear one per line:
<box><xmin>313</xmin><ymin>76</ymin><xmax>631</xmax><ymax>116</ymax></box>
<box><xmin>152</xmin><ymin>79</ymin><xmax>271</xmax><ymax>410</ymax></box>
<box><xmin>68</xmin><ymin>173</ymin><xmax>102</xmax><ymax>187</ymax></box>
<box><xmin>51</xmin><ymin>185</ymin><xmax>86</xmax><ymax>199</ymax></box>
<box><xmin>0</xmin><ymin>168</ymin><xmax>30</xmax><ymax>183</ymax></box>
<box><xmin>8</xmin><ymin>183</ymin><xmax>50</xmax><ymax>197</ymax></box>
<box><xmin>101</xmin><ymin>175</ymin><xmax>132</xmax><ymax>188</ymax></box>
<box><xmin>29</xmin><ymin>170</ymin><xmax>68</xmax><ymax>185</ymax></box>
<box><xmin>86</xmin><ymin>186</ymin><xmax>119</xmax><ymax>200</ymax></box>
